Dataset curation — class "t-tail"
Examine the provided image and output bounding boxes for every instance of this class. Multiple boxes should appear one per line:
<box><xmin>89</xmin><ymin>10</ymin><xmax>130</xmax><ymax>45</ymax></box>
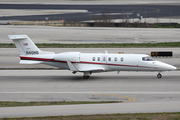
<box><xmin>7</xmin><ymin>35</ymin><xmax>55</xmax><ymax>64</ymax></box>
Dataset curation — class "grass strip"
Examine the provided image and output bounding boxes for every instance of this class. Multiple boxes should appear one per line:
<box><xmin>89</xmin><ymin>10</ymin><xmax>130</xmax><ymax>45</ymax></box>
<box><xmin>1</xmin><ymin>112</ymin><xmax>180</xmax><ymax>120</ymax></box>
<box><xmin>1</xmin><ymin>42</ymin><xmax>180</xmax><ymax>48</ymax></box>
<box><xmin>0</xmin><ymin>101</ymin><xmax>120</xmax><ymax>107</ymax></box>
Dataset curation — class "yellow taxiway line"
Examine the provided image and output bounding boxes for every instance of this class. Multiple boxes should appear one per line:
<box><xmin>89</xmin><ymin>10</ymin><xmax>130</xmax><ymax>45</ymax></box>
<box><xmin>88</xmin><ymin>93</ymin><xmax>135</xmax><ymax>103</ymax></box>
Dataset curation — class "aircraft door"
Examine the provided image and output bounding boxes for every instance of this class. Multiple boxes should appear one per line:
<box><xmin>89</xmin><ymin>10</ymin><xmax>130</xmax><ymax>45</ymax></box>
<box><xmin>101</xmin><ymin>56</ymin><xmax>107</xmax><ymax>64</ymax></box>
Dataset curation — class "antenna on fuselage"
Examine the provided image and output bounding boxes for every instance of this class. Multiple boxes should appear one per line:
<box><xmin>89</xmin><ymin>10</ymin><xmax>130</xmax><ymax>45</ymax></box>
<box><xmin>105</xmin><ymin>50</ymin><xmax>108</xmax><ymax>54</ymax></box>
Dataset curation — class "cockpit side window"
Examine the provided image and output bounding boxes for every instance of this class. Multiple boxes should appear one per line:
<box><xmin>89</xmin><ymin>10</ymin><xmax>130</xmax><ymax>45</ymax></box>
<box><xmin>142</xmin><ymin>56</ymin><xmax>155</xmax><ymax>61</ymax></box>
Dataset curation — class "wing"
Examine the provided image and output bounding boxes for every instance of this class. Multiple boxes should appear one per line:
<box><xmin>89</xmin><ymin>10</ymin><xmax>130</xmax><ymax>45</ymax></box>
<box><xmin>78</xmin><ymin>68</ymin><xmax>105</xmax><ymax>72</ymax></box>
<box><xmin>67</xmin><ymin>61</ymin><xmax>105</xmax><ymax>72</ymax></box>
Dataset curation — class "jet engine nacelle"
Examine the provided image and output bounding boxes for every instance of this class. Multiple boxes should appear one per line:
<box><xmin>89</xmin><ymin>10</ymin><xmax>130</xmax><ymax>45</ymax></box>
<box><xmin>54</xmin><ymin>52</ymin><xmax>80</xmax><ymax>62</ymax></box>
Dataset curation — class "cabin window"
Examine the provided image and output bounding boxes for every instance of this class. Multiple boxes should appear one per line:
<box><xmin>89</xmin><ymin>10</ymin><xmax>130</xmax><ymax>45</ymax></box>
<box><xmin>103</xmin><ymin>57</ymin><xmax>106</xmax><ymax>61</ymax></box>
<box><xmin>114</xmin><ymin>57</ymin><xmax>117</xmax><ymax>61</ymax></box>
<box><xmin>121</xmin><ymin>57</ymin><xmax>123</xmax><ymax>62</ymax></box>
<box><xmin>142</xmin><ymin>56</ymin><xmax>155</xmax><ymax>61</ymax></box>
<box><xmin>98</xmin><ymin>57</ymin><xmax>100</xmax><ymax>61</ymax></box>
<box><xmin>108</xmin><ymin>57</ymin><xmax>111</xmax><ymax>61</ymax></box>
<box><xmin>92</xmin><ymin>57</ymin><xmax>95</xmax><ymax>61</ymax></box>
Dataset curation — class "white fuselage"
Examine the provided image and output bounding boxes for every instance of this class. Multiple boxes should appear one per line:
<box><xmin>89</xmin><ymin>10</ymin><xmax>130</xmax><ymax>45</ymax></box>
<box><xmin>21</xmin><ymin>52</ymin><xmax>176</xmax><ymax>73</ymax></box>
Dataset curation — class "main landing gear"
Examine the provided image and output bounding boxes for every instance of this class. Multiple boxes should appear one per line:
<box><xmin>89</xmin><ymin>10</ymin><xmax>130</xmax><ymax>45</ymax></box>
<box><xmin>157</xmin><ymin>73</ymin><xmax>162</xmax><ymax>79</ymax></box>
<box><xmin>83</xmin><ymin>76</ymin><xmax>89</xmax><ymax>79</ymax></box>
<box><xmin>83</xmin><ymin>71</ymin><xmax>91</xmax><ymax>79</ymax></box>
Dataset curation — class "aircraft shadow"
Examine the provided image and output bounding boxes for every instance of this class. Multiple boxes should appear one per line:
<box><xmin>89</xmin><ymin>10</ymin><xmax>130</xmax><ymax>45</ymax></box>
<box><xmin>0</xmin><ymin>75</ymin><xmax>178</xmax><ymax>82</ymax></box>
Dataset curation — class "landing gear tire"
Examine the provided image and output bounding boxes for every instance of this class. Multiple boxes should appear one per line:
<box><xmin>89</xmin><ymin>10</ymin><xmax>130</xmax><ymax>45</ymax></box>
<box><xmin>83</xmin><ymin>76</ymin><xmax>89</xmax><ymax>79</ymax></box>
<box><xmin>157</xmin><ymin>73</ymin><xmax>162</xmax><ymax>79</ymax></box>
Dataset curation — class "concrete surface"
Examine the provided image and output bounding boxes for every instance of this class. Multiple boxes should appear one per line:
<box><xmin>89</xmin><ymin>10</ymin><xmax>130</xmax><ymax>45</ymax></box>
<box><xmin>0</xmin><ymin>70</ymin><xmax>180</xmax><ymax>117</ymax></box>
<box><xmin>1</xmin><ymin>26</ymin><xmax>180</xmax><ymax>43</ymax></box>
<box><xmin>0</xmin><ymin>70</ymin><xmax>180</xmax><ymax>101</ymax></box>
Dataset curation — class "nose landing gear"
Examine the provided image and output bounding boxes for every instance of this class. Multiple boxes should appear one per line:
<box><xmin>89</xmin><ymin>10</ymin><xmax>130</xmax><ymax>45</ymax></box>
<box><xmin>157</xmin><ymin>73</ymin><xmax>162</xmax><ymax>78</ymax></box>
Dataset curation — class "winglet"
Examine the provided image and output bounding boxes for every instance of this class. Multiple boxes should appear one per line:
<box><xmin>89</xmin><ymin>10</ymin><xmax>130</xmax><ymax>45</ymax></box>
<box><xmin>67</xmin><ymin>61</ymin><xmax>78</xmax><ymax>71</ymax></box>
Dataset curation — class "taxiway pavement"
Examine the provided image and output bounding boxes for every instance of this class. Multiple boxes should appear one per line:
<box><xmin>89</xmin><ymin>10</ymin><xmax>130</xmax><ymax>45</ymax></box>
<box><xmin>0</xmin><ymin>70</ymin><xmax>180</xmax><ymax>118</ymax></box>
<box><xmin>1</xmin><ymin>26</ymin><xmax>180</xmax><ymax>43</ymax></box>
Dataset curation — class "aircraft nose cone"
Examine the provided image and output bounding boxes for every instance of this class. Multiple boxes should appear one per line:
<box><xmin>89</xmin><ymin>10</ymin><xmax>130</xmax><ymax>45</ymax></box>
<box><xmin>171</xmin><ymin>66</ymin><xmax>177</xmax><ymax>70</ymax></box>
<box><xmin>167</xmin><ymin>64</ymin><xmax>177</xmax><ymax>71</ymax></box>
<box><xmin>158</xmin><ymin>61</ymin><xmax>177</xmax><ymax>71</ymax></box>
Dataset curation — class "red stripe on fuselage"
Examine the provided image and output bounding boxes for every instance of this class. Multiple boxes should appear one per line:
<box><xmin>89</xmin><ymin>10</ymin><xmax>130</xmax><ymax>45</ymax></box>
<box><xmin>20</xmin><ymin>56</ymin><xmax>66</xmax><ymax>63</ymax></box>
<box><xmin>20</xmin><ymin>56</ymin><xmax>154</xmax><ymax>68</ymax></box>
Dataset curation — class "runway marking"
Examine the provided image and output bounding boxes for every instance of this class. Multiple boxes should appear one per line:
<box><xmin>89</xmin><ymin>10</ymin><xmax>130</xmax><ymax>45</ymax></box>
<box><xmin>88</xmin><ymin>93</ymin><xmax>135</xmax><ymax>103</ymax></box>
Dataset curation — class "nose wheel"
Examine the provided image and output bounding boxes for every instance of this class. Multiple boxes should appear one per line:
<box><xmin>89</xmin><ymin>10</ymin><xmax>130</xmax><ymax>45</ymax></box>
<box><xmin>157</xmin><ymin>73</ymin><xmax>162</xmax><ymax>79</ymax></box>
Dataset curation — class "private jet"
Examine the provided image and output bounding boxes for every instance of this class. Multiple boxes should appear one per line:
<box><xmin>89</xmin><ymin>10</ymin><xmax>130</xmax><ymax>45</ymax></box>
<box><xmin>8</xmin><ymin>35</ymin><xmax>176</xmax><ymax>79</ymax></box>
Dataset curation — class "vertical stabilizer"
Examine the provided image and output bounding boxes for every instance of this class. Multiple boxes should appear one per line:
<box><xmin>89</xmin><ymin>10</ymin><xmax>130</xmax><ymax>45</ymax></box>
<box><xmin>7</xmin><ymin>35</ymin><xmax>54</xmax><ymax>55</ymax></box>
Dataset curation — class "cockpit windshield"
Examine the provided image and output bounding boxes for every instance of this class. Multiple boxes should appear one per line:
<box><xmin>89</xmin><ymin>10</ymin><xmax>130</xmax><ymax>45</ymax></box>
<box><xmin>142</xmin><ymin>56</ymin><xmax>155</xmax><ymax>61</ymax></box>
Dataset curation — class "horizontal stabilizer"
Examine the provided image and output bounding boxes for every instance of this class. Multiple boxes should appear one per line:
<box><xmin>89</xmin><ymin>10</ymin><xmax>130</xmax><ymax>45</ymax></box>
<box><xmin>7</xmin><ymin>35</ymin><xmax>27</xmax><ymax>40</ymax></box>
<box><xmin>20</xmin><ymin>60</ymin><xmax>43</xmax><ymax>64</ymax></box>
